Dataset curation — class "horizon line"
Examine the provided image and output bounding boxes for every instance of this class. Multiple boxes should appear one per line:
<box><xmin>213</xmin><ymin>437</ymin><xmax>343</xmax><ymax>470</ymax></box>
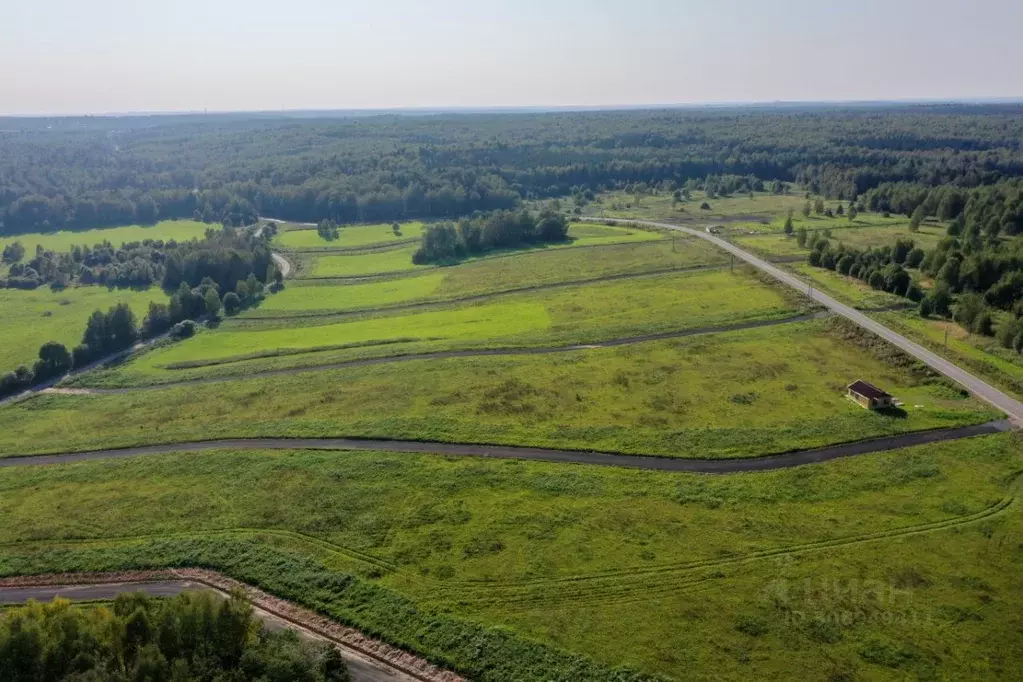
<box><xmin>4</xmin><ymin>96</ymin><xmax>1023</xmax><ymax>120</ymax></box>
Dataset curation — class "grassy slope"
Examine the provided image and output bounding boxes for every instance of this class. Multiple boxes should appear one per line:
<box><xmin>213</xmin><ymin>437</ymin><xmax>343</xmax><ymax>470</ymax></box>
<box><xmin>0</xmin><ymin>287</ymin><xmax>166</xmax><ymax>372</ymax></box>
<box><xmin>1</xmin><ymin>320</ymin><xmax>995</xmax><ymax>459</ymax></box>
<box><xmin>0</xmin><ymin>220</ymin><xmax>211</xmax><ymax>257</ymax></box>
<box><xmin>108</xmin><ymin>268</ymin><xmax>802</xmax><ymax>382</ymax></box>
<box><xmin>250</xmin><ymin>237</ymin><xmax>726</xmax><ymax>316</ymax></box>
<box><xmin>0</xmin><ymin>434</ymin><xmax>1019</xmax><ymax>680</ymax></box>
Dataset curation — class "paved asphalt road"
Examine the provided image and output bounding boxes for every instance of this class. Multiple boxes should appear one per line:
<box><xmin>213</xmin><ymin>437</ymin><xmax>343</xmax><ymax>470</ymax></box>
<box><xmin>0</xmin><ymin>420</ymin><xmax>1011</xmax><ymax>473</ymax></box>
<box><xmin>613</xmin><ymin>219</ymin><xmax>1023</xmax><ymax>424</ymax></box>
<box><xmin>0</xmin><ymin>582</ymin><xmax>414</xmax><ymax>682</ymax></box>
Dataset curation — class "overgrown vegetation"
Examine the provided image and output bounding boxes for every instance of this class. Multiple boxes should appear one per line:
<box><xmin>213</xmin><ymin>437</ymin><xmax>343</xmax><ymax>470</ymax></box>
<box><xmin>0</xmin><ymin>590</ymin><xmax>351</xmax><ymax>681</ymax></box>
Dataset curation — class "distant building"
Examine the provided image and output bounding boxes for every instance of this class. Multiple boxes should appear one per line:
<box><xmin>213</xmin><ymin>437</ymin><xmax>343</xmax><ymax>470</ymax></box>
<box><xmin>846</xmin><ymin>380</ymin><xmax>894</xmax><ymax>410</ymax></box>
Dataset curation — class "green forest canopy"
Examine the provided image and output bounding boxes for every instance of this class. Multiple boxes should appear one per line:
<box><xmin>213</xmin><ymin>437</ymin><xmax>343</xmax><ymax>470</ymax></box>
<box><xmin>2</xmin><ymin>104</ymin><xmax>1023</xmax><ymax>234</ymax></box>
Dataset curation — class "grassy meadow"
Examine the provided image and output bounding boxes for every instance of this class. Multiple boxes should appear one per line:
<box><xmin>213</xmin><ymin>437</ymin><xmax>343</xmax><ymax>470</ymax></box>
<box><xmin>4</xmin><ymin>319</ymin><xmax>996</xmax><ymax>459</ymax></box>
<box><xmin>78</xmin><ymin>267</ymin><xmax>805</xmax><ymax>383</ymax></box>
<box><xmin>253</xmin><ymin>237</ymin><xmax>726</xmax><ymax>316</ymax></box>
<box><xmin>0</xmin><ymin>220</ymin><xmax>211</xmax><ymax>258</ymax></box>
<box><xmin>0</xmin><ymin>286</ymin><xmax>166</xmax><ymax>373</ymax></box>
<box><xmin>274</xmin><ymin>221</ymin><xmax>427</xmax><ymax>250</ymax></box>
<box><xmin>0</xmin><ymin>433</ymin><xmax>1019</xmax><ymax>679</ymax></box>
<box><xmin>296</xmin><ymin>222</ymin><xmax>662</xmax><ymax>279</ymax></box>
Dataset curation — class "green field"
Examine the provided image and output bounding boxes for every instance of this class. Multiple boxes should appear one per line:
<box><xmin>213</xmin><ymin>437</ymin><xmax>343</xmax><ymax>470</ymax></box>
<box><xmin>274</xmin><ymin>221</ymin><xmax>427</xmax><ymax>250</ymax></box>
<box><xmin>587</xmin><ymin>190</ymin><xmax>811</xmax><ymax>223</ymax></box>
<box><xmin>81</xmin><ymin>268</ymin><xmax>804</xmax><ymax>383</ymax></box>
<box><xmin>736</xmin><ymin>223</ymin><xmax>947</xmax><ymax>258</ymax></box>
<box><xmin>5</xmin><ymin>319</ymin><xmax>995</xmax><ymax>459</ymax></box>
<box><xmin>0</xmin><ymin>433</ymin><xmax>1019</xmax><ymax>679</ymax></box>
<box><xmin>0</xmin><ymin>286</ymin><xmax>166</xmax><ymax>373</ymax></box>
<box><xmin>303</xmin><ymin>243</ymin><xmax>426</xmax><ymax>278</ymax></box>
<box><xmin>298</xmin><ymin>222</ymin><xmax>662</xmax><ymax>279</ymax></box>
<box><xmin>251</xmin><ymin>237</ymin><xmax>726</xmax><ymax>316</ymax></box>
<box><xmin>0</xmin><ymin>220</ymin><xmax>211</xmax><ymax>258</ymax></box>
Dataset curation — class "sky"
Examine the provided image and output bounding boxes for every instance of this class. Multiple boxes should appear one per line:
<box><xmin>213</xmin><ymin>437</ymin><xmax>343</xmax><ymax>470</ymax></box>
<box><xmin>2</xmin><ymin>0</ymin><xmax>1022</xmax><ymax>116</ymax></box>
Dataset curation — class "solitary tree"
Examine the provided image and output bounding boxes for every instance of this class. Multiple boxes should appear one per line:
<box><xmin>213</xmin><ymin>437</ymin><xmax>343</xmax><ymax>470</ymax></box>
<box><xmin>848</xmin><ymin>204</ymin><xmax>859</xmax><ymax>222</ymax></box>
<box><xmin>909</xmin><ymin>205</ymin><xmax>926</xmax><ymax>232</ymax></box>
<box><xmin>814</xmin><ymin>198</ymin><xmax>826</xmax><ymax>215</ymax></box>
<box><xmin>802</xmin><ymin>201</ymin><xmax>812</xmax><ymax>218</ymax></box>
<box><xmin>783</xmin><ymin>210</ymin><xmax>794</xmax><ymax>235</ymax></box>
<box><xmin>34</xmin><ymin>342</ymin><xmax>72</xmax><ymax>379</ymax></box>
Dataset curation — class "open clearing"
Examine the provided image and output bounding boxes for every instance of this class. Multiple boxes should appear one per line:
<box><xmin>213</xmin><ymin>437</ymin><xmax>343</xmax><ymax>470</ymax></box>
<box><xmin>103</xmin><ymin>268</ymin><xmax>803</xmax><ymax>383</ymax></box>
<box><xmin>250</xmin><ymin>237</ymin><xmax>725</xmax><ymax>316</ymax></box>
<box><xmin>0</xmin><ymin>220</ymin><xmax>211</xmax><ymax>259</ymax></box>
<box><xmin>274</xmin><ymin>221</ymin><xmax>427</xmax><ymax>250</ymax></box>
<box><xmin>2</xmin><ymin>319</ymin><xmax>996</xmax><ymax>458</ymax></box>
<box><xmin>1</xmin><ymin>191</ymin><xmax>1019</xmax><ymax>682</ymax></box>
<box><xmin>0</xmin><ymin>433</ymin><xmax>1019</xmax><ymax>679</ymax></box>
<box><xmin>0</xmin><ymin>286</ymin><xmax>165</xmax><ymax>372</ymax></box>
<box><xmin>299</xmin><ymin>222</ymin><xmax>661</xmax><ymax>279</ymax></box>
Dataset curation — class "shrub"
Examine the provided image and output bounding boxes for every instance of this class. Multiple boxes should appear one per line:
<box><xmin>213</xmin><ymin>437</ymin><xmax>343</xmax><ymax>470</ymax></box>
<box><xmin>223</xmin><ymin>291</ymin><xmax>242</xmax><ymax>315</ymax></box>
<box><xmin>170</xmin><ymin>320</ymin><xmax>198</xmax><ymax>340</ymax></box>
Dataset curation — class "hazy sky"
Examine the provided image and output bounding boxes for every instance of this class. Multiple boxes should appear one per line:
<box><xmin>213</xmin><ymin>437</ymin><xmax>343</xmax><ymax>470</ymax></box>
<box><xmin>3</xmin><ymin>0</ymin><xmax>1021</xmax><ymax>115</ymax></box>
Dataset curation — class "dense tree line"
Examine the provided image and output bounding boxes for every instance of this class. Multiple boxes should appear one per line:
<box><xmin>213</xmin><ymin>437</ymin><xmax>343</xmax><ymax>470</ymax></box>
<box><xmin>0</xmin><ymin>590</ymin><xmax>350</xmax><ymax>681</ymax></box>
<box><xmin>3</xmin><ymin>105</ymin><xmax>1023</xmax><ymax>235</ymax></box>
<box><xmin>412</xmin><ymin>210</ymin><xmax>568</xmax><ymax>264</ymax></box>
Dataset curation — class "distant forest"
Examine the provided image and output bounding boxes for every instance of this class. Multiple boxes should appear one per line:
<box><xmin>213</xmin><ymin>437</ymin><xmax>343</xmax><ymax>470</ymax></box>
<box><xmin>2</xmin><ymin>104</ymin><xmax>1023</xmax><ymax>234</ymax></box>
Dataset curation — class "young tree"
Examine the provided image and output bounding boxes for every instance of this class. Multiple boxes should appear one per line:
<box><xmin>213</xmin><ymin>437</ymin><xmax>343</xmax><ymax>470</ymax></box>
<box><xmin>814</xmin><ymin>198</ymin><xmax>826</xmax><ymax>215</ymax></box>
<box><xmin>847</xmin><ymin>204</ymin><xmax>858</xmax><ymax>221</ymax></box>
<box><xmin>909</xmin><ymin>205</ymin><xmax>926</xmax><ymax>232</ymax></box>
<box><xmin>802</xmin><ymin>201</ymin><xmax>812</xmax><ymax>218</ymax></box>
<box><xmin>796</xmin><ymin>226</ymin><xmax>809</xmax><ymax>247</ymax></box>
<box><xmin>204</xmin><ymin>288</ymin><xmax>222</xmax><ymax>318</ymax></box>
<box><xmin>222</xmin><ymin>291</ymin><xmax>241</xmax><ymax>315</ymax></box>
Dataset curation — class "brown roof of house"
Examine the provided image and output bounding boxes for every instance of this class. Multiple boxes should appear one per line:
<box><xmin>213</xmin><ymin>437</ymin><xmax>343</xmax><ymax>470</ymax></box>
<box><xmin>847</xmin><ymin>380</ymin><xmax>891</xmax><ymax>400</ymax></box>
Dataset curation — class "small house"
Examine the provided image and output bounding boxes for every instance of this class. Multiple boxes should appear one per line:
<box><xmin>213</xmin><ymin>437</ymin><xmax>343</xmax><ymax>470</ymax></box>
<box><xmin>846</xmin><ymin>380</ymin><xmax>894</xmax><ymax>410</ymax></box>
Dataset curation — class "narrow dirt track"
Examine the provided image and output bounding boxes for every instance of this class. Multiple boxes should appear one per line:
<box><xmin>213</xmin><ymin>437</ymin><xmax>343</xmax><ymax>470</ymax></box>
<box><xmin>55</xmin><ymin>313</ymin><xmax>823</xmax><ymax>394</ymax></box>
<box><xmin>0</xmin><ymin>419</ymin><xmax>1011</xmax><ymax>473</ymax></box>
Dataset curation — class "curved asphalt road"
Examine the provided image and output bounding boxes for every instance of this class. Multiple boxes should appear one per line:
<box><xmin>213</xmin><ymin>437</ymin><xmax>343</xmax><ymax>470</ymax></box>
<box><xmin>0</xmin><ymin>420</ymin><xmax>1011</xmax><ymax>473</ymax></box>
<box><xmin>609</xmin><ymin>219</ymin><xmax>1023</xmax><ymax>424</ymax></box>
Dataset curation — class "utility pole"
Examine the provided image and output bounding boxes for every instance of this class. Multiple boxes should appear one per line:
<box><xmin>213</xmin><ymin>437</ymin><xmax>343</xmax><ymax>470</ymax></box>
<box><xmin>944</xmin><ymin>329</ymin><xmax>949</xmax><ymax>348</ymax></box>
